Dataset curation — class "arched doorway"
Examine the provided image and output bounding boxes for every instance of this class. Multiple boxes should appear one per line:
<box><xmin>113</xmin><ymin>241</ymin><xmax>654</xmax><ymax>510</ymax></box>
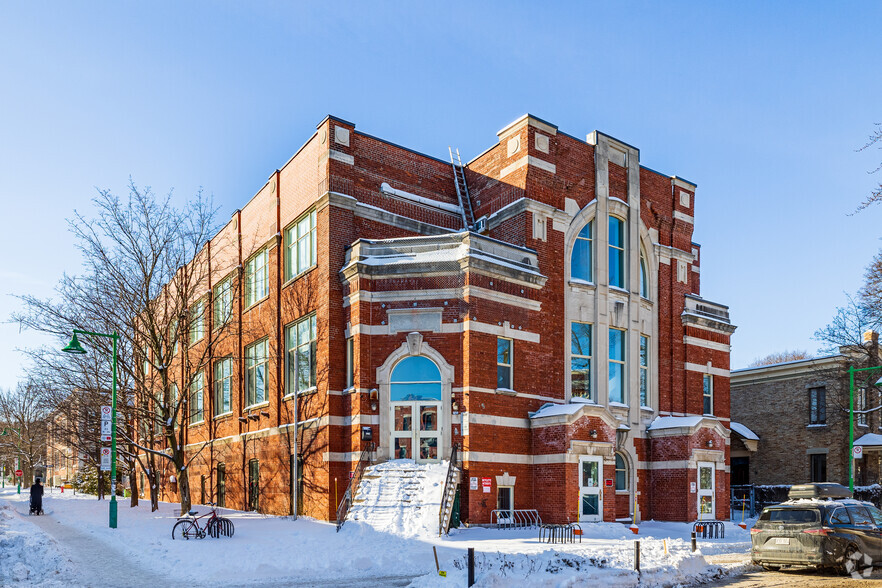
<box><xmin>390</xmin><ymin>356</ymin><xmax>442</xmax><ymax>463</ymax></box>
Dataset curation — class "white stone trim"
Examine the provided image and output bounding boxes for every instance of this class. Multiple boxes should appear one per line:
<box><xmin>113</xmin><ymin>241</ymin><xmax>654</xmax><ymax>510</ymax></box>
<box><xmin>453</xmin><ymin>386</ymin><xmax>563</xmax><ymax>404</ymax></box>
<box><xmin>469</xmin><ymin>414</ymin><xmax>531</xmax><ymax>429</ymax></box>
<box><xmin>673</xmin><ymin>211</ymin><xmax>693</xmax><ymax>224</ymax></box>
<box><xmin>329</xmin><ymin>149</ymin><xmax>354</xmax><ymax>165</ymax></box>
<box><xmin>684</xmin><ymin>336</ymin><xmax>730</xmax><ymax>352</ymax></box>
<box><xmin>684</xmin><ymin>362</ymin><xmax>730</xmax><ymax>378</ymax></box>
<box><xmin>465</xmin><ymin>451</ymin><xmax>534</xmax><ymax>465</ymax></box>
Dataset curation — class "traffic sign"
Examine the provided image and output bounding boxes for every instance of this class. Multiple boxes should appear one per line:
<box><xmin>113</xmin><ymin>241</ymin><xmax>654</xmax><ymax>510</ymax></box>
<box><xmin>854</xmin><ymin>445</ymin><xmax>863</xmax><ymax>459</ymax></box>
<box><xmin>101</xmin><ymin>405</ymin><xmax>112</xmax><ymax>419</ymax></box>
<box><xmin>14</xmin><ymin>469</ymin><xmax>22</xmax><ymax>477</ymax></box>
<box><xmin>100</xmin><ymin>448</ymin><xmax>112</xmax><ymax>471</ymax></box>
<box><xmin>101</xmin><ymin>420</ymin><xmax>112</xmax><ymax>434</ymax></box>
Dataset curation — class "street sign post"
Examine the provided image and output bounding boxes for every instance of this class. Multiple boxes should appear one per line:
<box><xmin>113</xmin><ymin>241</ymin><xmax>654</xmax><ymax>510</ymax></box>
<box><xmin>100</xmin><ymin>448</ymin><xmax>112</xmax><ymax>472</ymax></box>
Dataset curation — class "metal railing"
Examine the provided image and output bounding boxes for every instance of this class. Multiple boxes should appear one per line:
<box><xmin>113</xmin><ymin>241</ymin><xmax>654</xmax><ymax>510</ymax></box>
<box><xmin>438</xmin><ymin>443</ymin><xmax>460</xmax><ymax>536</ymax></box>
<box><xmin>490</xmin><ymin>509</ymin><xmax>542</xmax><ymax>529</ymax></box>
<box><xmin>335</xmin><ymin>442</ymin><xmax>375</xmax><ymax>532</ymax></box>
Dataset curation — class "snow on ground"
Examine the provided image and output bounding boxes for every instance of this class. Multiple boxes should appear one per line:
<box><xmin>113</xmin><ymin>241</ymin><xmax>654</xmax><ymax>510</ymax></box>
<box><xmin>0</xmin><ymin>499</ymin><xmax>72</xmax><ymax>586</ymax></box>
<box><xmin>0</xmin><ymin>481</ymin><xmax>752</xmax><ymax>587</ymax></box>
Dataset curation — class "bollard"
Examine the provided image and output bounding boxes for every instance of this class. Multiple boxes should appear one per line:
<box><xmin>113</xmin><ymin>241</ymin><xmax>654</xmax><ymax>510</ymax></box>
<box><xmin>634</xmin><ymin>540</ymin><xmax>640</xmax><ymax>574</ymax></box>
<box><xmin>467</xmin><ymin>547</ymin><xmax>475</xmax><ymax>587</ymax></box>
<box><xmin>691</xmin><ymin>531</ymin><xmax>697</xmax><ymax>552</ymax></box>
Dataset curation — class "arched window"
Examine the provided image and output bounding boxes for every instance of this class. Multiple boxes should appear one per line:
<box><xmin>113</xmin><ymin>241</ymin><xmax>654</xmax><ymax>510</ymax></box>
<box><xmin>615</xmin><ymin>453</ymin><xmax>628</xmax><ymax>491</ymax></box>
<box><xmin>571</xmin><ymin>220</ymin><xmax>593</xmax><ymax>282</ymax></box>
<box><xmin>609</xmin><ymin>216</ymin><xmax>625</xmax><ymax>288</ymax></box>
<box><xmin>391</xmin><ymin>356</ymin><xmax>442</xmax><ymax>401</ymax></box>
<box><xmin>639</xmin><ymin>248</ymin><xmax>649</xmax><ymax>299</ymax></box>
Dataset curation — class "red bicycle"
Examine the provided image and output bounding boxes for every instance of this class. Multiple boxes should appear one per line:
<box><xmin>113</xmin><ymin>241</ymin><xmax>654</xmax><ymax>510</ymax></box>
<box><xmin>172</xmin><ymin>503</ymin><xmax>234</xmax><ymax>540</ymax></box>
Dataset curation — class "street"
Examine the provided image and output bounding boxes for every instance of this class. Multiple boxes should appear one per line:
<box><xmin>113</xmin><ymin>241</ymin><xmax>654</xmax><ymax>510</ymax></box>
<box><xmin>706</xmin><ymin>567</ymin><xmax>882</xmax><ymax>587</ymax></box>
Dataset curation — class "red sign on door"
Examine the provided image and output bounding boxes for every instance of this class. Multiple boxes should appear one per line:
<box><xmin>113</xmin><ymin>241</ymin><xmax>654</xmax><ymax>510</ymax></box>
<box><xmin>482</xmin><ymin>477</ymin><xmax>492</xmax><ymax>493</ymax></box>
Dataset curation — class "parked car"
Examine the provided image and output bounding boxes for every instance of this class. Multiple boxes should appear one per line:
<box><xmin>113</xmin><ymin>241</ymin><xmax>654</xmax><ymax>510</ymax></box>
<box><xmin>751</xmin><ymin>483</ymin><xmax>882</xmax><ymax>574</ymax></box>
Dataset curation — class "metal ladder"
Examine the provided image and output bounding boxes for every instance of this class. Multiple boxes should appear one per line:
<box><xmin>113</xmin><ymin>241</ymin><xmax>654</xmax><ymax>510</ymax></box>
<box><xmin>438</xmin><ymin>443</ymin><xmax>461</xmax><ymax>535</ymax></box>
<box><xmin>449</xmin><ymin>147</ymin><xmax>475</xmax><ymax>230</ymax></box>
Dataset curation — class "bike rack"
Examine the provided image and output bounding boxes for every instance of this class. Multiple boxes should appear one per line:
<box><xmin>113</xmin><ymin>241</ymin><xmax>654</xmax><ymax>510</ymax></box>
<box><xmin>490</xmin><ymin>509</ymin><xmax>542</xmax><ymax>529</ymax></box>
<box><xmin>692</xmin><ymin>520</ymin><xmax>725</xmax><ymax>539</ymax></box>
<box><xmin>539</xmin><ymin>523</ymin><xmax>582</xmax><ymax>544</ymax></box>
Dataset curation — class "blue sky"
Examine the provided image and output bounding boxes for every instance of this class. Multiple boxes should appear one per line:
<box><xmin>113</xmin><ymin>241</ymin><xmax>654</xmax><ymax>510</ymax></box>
<box><xmin>1</xmin><ymin>2</ymin><xmax>881</xmax><ymax>389</ymax></box>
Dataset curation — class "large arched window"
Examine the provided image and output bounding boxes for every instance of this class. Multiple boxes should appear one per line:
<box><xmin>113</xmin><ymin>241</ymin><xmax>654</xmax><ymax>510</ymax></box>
<box><xmin>571</xmin><ymin>220</ymin><xmax>593</xmax><ymax>282</ymax></box>
<box><xmin>639</xmin><ymin>248</ymin><xmax>649</xmax><ymax>299</ymax></box>
<box><xmin>615</xmin><ymin>453</ymin><xmax>629</xmax><ymax>491</ymax></box>
<box><xmin>609</xmin><ymin>216</ymin><xmax>625</xmax><ymax>288</ymax></box>
<box><xmin>390</xmin><ymin>356</ymin><xmax>442</xmax><ymax>401</ymax></box>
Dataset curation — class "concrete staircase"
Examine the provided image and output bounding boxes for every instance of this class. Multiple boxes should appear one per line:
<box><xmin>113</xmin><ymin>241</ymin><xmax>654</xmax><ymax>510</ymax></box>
<box><xmin>346</xmin><ymin>460</ymin><xmax>448</xmax><ymax>537</ymax></box>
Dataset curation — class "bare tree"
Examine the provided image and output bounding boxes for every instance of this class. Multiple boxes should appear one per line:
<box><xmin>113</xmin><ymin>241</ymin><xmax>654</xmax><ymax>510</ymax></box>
<box><xmin>748</xmin><ymin>349</ymin><xmax>813</xmax><ymax>367</ymax></box>
<box><xmin>0</xmin><ymin>382</ymin><xmax>48</xmax><ymax>487</ymax></box>
<box><xmin>14</xmin><ymin>181</ymin><xmax>238</xmax><ymax>514</ymax></box>
<box><xmin>855</xmin><ymin>123</ymin><xmax>882</xmax><ymax>211</ymax></box>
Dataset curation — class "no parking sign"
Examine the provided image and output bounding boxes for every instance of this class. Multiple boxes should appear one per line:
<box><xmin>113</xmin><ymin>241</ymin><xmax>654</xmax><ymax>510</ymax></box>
<box><xmin>853</xmin><ymin>445</ymin><xmax>863</xmax><ymax>459</ymax></box>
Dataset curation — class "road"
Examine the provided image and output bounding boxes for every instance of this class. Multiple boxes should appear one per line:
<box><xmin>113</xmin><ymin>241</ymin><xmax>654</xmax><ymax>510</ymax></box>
<box><xmin>705</xmin><ymin>565</ymin><xmax>882</xmax><ymax>587</ymax></box>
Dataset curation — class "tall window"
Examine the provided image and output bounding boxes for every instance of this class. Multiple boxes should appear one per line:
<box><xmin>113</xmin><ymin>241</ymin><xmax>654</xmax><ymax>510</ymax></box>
<box><xmin>571</xmin><ymin>322</ymin><xmax>592</xmax><ymax>400</ymax></box>
<box><xmin>285</xmin><ymin>209</ymin><xmax>317</xmax><ymax>280</ymax></box>
<box><xmin>571</xmin><ymin>221</ymin><xmax>593</xmax><ymax>282</ymax></box>
<box><xmin>858</xmin><ymin>388</ymin><xmax>868</xmax><ymax>426</ymax></box>
<box><xmin>245</xmin><ymin>249</ymin><xmax>269</xmax><ymax>307</ymax></box>
<box><xmin>214</xmin><ymin>275</ymin><xmax>233</xmax><ymax>327</ymax></box>
<box><xmin>639</xmin><ymin>249</ymin><xmax>649</xmax><ymax>298</ymax></box>
<box><xmin>609</xmin><ymin>216</ymin><xmax>625</xmax><ymax>289</ymax></box>
<box><xmin>246</xmin><ymin>339</ymin><xmax>268</xmax><ymax>406</ymax></box>
<box><xmin>214</xmin><ymin>358</ymin><xmax>232</xmax><ymax>416</ymax></box>
<box><xmin>703</xmin><ymin>374</ymin><xmax>713</xmax><ymax>415</ymax></box>
<box><xmin>190</xmin><ymin>371</ymin><xmax>204</xmax><ymax>423</ymax></box>
<box><xmin>608</xmin><ymin>328</ymin><xmax>626</xmax><ymax>404</ymax></box>
<box><xmin>189</xmin><ymin>299</ymin><xmax>204</xmax><ymax>344</ymax></box>
<box><xmin>810</xmin><ymin>454</ymin><xmax>827</xmax><ymax>483</ymax></box>
<box><xmin>497</xmin><ymin>337</ymin><xmax>513</xmax><ymax>390</ymax></box>
<box><xmin>345</xmin><ymin>337</ymin><xmax>355</xmax><ymax>390</ymax></box>
<box><xmin>809</xmin><ymin>386</ymin><xmax>826</xmax><ymax>425</ymax></box>
<box><xmin>286</xmin><ymin>314</ymin><xmax>317</xmax><ymax>395</ymax></box>
<box><xmin>639</xmin><ymin>335</ymin><xmax>649</xmax><ymax>407</ymax></box>
<box><xmin>615</xmin><ymin>453</ymin><xmax>628</xmax><ymax>491</ymax></box>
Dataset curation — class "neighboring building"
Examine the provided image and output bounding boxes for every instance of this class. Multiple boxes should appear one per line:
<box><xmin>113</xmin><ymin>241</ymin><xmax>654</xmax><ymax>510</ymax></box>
<box><xmin>45</xmin><ymin>409</ymin><xmax>84</xmax><ymax>487</ymax></box>
<box><xmin>151</xmin><ymin>113</ymin><xmax>736</xmax><ymax>523</ymax></box>
<box><xmin>731</xmin><ymin>346</ymin><xmax>882</xmax><ymax>488</ymax></box>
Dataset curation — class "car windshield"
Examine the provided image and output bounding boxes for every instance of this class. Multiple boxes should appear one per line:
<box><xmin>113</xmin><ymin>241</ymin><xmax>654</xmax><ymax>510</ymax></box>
<box><xmin>760</xmin><ymin>509</ymin><xmax>819</xmax><ymax>523</ymax></box>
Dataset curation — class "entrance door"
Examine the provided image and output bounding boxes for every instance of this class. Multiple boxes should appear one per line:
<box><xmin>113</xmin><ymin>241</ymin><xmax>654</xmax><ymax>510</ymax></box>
<box><xmin>389</xmin><ymin>356</ymin><xmax>443</xmax><ymax>464</ymax></box>
<box><xmin>697</xmin><ymin>461</ymin><xmax>715</xmax><ymax>519</ymax></box>
<box><xmin>391</xmin><ymin>401</ymin><xmax>441</xmax><ymax>463</ymax></box>
<box><xmin>579</xmin><ymin>456</ymin><xmax>603</xmax><ymax>522</ymax></box>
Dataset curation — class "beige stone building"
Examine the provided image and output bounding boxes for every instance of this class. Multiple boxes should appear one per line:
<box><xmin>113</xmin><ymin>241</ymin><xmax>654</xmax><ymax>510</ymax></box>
<box><xmin>731</xmin><ymin>349</ymin><xmax>882</xmax><ymax>488</ymax></box>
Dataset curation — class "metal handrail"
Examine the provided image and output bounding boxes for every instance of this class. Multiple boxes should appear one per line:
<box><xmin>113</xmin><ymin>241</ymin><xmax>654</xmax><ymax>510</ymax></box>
<box><xmin>335</xmin><ymin>442</ymin><xmax>375</xmax><ymax>531</ymax></box>
<box><xmin>438</xmin><ymin>443</ymin><xmax>460</xmax><ymax>535</ymax></box>
<box><xmin>490</xmin><ymin>509</ymin><xmax>542</xmax><ymax>529</ymax></box>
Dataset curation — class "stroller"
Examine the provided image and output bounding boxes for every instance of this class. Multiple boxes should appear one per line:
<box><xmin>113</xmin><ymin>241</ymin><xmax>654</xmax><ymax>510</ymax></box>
<box><xmin>29</xmin><ymin>496</ymin><xmax>43</xmax><ymax>516</ymax></box>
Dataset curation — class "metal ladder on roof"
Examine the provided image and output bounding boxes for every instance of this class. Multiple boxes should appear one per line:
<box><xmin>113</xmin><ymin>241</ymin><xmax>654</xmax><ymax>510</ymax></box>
<box><xmin>449</xmin><ymin>147</ymin><xmax>475</xmax><ymax>230</ymax></box>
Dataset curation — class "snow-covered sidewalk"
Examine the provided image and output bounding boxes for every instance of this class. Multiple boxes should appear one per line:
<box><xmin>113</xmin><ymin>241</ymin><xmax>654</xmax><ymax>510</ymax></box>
<box><xmin>0</xmin><ymin>486</ymin><xmax>753</xmax><ymax>587</ymax></box>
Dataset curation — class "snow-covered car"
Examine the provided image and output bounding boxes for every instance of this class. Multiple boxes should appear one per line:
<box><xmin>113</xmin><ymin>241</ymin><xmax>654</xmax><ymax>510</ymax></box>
<box><xmin>751</xmin><ymin>483</ymin><xmax>882</xmax><ymax>574</ymax></box>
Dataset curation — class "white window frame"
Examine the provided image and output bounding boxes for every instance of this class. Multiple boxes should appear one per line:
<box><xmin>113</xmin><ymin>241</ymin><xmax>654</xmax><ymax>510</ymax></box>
<box><xmin>570</xmin><ymin>322</ymin><xmax>592</xmax><ymax>401</ymax></box>
<box><xmin>703</xmin><ymin>374</ymin><xmax>714</xmax><ymax>416</ymax></box>
<box><xmin>214</xmin><ymin>357</ymin><xmax>233</xmax><ymax>416</ymax></box>
<box><xmin>571</xmin><ymin>220</ymin><xmax>593</xmax><ymax>283</ymax></box>
<box><xmin>608</xmin><ymin>216</ymin><xmax>626</xmax><ymax>289</ymax></box>
<box><xmin>189</xmin><ymin>299</ymin><xmax>205</xmax><ymax>344</ymax></box>
<box><xmin>615</xmin><ymin>452</ymin><xmax>629</xmax><ymax>492</ymax></box>
<box><xmin>496</xmin><ymin>337</ymin><xmax>513</xmax><ymax>391</ymax></box>
<box><xmin>285</xmin><ymin>209</ymin><xmax>317</xmax><ymax>281</ymax></box>
<box><xmin>345</xmin><ymin>337</ymin><xmax>355</xmax><ymax>390</ymax></box>
<box><xmin>214</xmin><ymin>275</ymin><xmax>234</xmax><ymax>328</ymax></box>
<box><xmin>639</xmin><ymin>335</ymin><xmax>649</xmax><ymax>408</ymax></box>
<box><xmin>245</xmin><ymin>339</ymin><xmax>269</xmax><ymax>407</ymax></box>
<box><xmin>245</xmin><ymin>248</ymin><xmax>269</xmax><ymax>308</ymax></box>
<box><xmin>608</xmin><ymin>327</ymin><xmax>626</xmax><ymax>404</ymax></box>
<box><xmin>190</xmin><ymin>371</ymin><xmax>204</xmax><ymax>424</ymax></box>
<box><xmin>809</xmin><ymin>386</ymin><xmax>826</xmax><ymax>425</ymax></box>
<box><xmin>286</xmin><ymin>314</ymin><xmax>317</xmax><ymax>396</ymax></box>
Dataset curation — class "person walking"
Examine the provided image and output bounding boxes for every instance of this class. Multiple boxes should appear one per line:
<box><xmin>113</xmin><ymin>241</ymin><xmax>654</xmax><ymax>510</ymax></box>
<box><xmin>30</xmin><ymin>478</ymin><xmax>44</xmax><ymax>515</ymax></box>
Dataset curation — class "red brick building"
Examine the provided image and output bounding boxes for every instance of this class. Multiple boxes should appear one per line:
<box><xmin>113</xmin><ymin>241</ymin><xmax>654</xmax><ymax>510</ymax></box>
<box><xmin>156</xmin><ymin>113</ymin><xmax>736</xmax><ymax>524</ymax></box>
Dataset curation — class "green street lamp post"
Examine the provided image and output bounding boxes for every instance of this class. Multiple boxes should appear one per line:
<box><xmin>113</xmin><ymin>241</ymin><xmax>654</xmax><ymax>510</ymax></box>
<box><xmin>846</xmin><ymin>364</ymin><xmax>882</xmax><ymax>493</ymax></box>
<box><xmin>63</xmin><ymin>329</ymin><xmax>120</xmax><ymax>529</ymax></box>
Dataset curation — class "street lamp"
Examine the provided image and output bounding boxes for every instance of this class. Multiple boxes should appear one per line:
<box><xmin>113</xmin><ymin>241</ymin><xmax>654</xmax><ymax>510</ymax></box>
<box><xmin>62</xmin><ymin>329</ymin><xmax>120</xmax><ymax>529</ymax></box>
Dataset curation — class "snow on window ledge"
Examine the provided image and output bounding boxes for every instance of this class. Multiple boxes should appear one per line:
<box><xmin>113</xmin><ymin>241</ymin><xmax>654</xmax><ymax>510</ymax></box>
<box><xmin>609</xmin><ymin>401</ymin><xmax>629</xmax><ymax>408</ymax></box>
<box><xmin>495</xmin><ymin>388</ymin><xmax>517</xmax><ymax>396</ymax></box>
<box><xmin>807</xmin><ymin>423</ymin><xmax>827</xmax><ymax>428</ymax></box>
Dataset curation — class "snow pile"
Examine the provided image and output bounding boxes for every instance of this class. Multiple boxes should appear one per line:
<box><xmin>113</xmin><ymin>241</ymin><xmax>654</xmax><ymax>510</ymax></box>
<box><xmin>0</xmin><ymin>503</ymin><xmax>71</xmax><ymax>586</ymax></box>
<box><xmin>347</xmin><ymin>459</ymin><xmax>448</xmax><ymax>537</ymax></box>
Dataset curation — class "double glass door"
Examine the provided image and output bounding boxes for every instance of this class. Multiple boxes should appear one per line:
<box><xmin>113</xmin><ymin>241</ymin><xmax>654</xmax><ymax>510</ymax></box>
<box><xmin>391</xmin><ymin>401</ymin><xmax>440</xmax><ymax>463</ymax></box>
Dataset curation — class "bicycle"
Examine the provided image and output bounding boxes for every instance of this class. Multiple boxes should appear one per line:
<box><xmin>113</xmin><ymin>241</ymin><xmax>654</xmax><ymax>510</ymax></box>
<box><xmin>172</xmin><ymin>502</ymin><xmax>235</xmax><ymax>540</ymax></box>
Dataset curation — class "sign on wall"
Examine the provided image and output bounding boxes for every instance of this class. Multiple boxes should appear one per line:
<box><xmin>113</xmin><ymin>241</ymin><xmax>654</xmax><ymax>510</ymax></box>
<box><xmin>690</xmin><ymin>482</ymin><xmax>696</xmax><ymax>494</ymax></box>
<box><xmin>470</xmin><ymin>477</ymin><xmax>478</xmax><ymax>491</ymax></box>
<box><xmin>482</xmin><ymin>477</ymin><xmax>491</xmax><ymax>493</ymax></box>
